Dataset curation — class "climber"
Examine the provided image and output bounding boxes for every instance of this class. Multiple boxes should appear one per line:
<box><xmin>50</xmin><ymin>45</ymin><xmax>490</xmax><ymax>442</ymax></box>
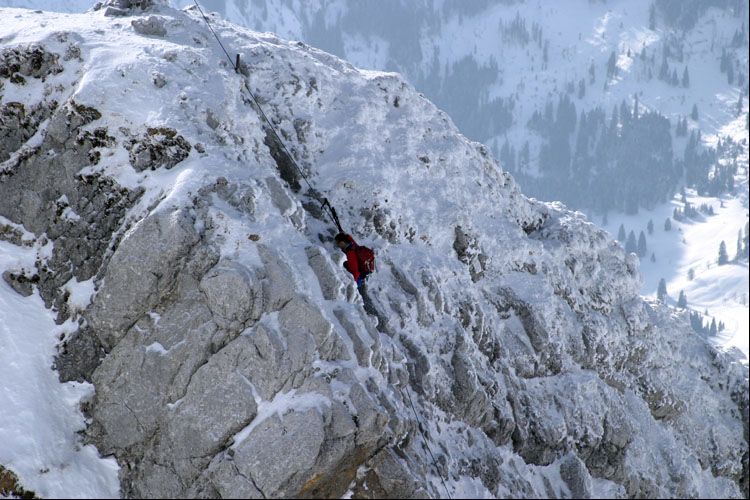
<box><xmin>334</xmin><ymin>233</ymin><xmax>376</xmax><ymax>315</ymax></box>
<box><xmin>336</xmin><ymin>233</ymin><xmax>375</xmax><ymax>287</ymax></box>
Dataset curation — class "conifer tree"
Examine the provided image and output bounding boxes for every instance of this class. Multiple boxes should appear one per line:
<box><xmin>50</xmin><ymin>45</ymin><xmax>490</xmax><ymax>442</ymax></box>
<box><xmin>710</xmin><ymin>317</ymin><xmax>717</xmax><ymax>336</ymax></box>
<box><xmin>650</xmin><ymin>252</ymin><xmax>656</xmax><ymax>262</ymax></box>
<box><xmin>617</xmin><ymin>224</ymin><xmax>626</xmax><ymax>242</ymax></box>
<box><xmin>691</xmin><ymin>103</ymin><xmax>699</xmax><ymax>120</ymax></box>
<box><xmin>664</xmin><ymin>217</ymin><xmax>672</xmax><ymax>231</ymax></box>
<box><xmin>718</xmin><ymin>240</ymin><xmax>728</xmax><ymax>265</ymax></box>
<box><xmin>681</xmin><ymin>66</ymin><xmax>690</xmax><ymax>87</ymax></box>
<box><xmin>637</xmin><ymin>230</ymin><xmax>648</xmax><ymax>257</ymax></box>
<box><xmin>647</xmin><ymin>219</ymin><xmax>654</xmax><ymax>234</ymax></box>
<box><xmin>607</xmin><ymin>51</ymin><xmax>617</xmax><ymax>79</ymax></box>
<box><xmin>687</xmin><ymin>268</ymin><xmax>695</xmax><ymax>280</ymax></box>
<box><xmin>659</xmin><ymin>58</ymin><xmax>669</xmax><ymax>80</ymax></box>
<box><xmin>626</xmin><ymin>230</ymin><xmax>638</xmax><ymax>254</ymax></box>
<box><xmin>744</xmin><ymin>221</ymin><xmax>749</xmax><ymax>258</ymax></box>
<box><xmin>677</xmin><ymin>290</ymin><xmax>687</xmax><ymax>309</ymax></box>
<box><xmin>657</xmin><ymin>278</ymin><xmax>667</xmax><ymax>301</ymax></box>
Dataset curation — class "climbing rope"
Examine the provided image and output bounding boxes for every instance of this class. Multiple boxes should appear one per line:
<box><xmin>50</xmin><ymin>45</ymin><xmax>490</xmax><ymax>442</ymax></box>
<box><xmin>192</xmin><ymin>0</ymin><xmax>344</xmax><ymax>233</ymax></box>
<box><xmin>402</xmin><ymin>386</ymin><xmax>453</xmax><ymax>499</ymax></box>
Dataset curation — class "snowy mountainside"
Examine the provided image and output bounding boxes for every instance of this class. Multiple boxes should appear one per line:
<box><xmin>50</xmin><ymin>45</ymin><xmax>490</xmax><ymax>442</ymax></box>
<box><xmin>162</xmin><ymin>0</ymin><xmax>749</xmax><ymax>205</ymax></box>
<box><xmin>0</xmin><ymin>2</ymin><xmax>748</xmax><ymax>499</ymax></box>
<box><xmin>4</xmin><ymin>0</ymin><xmax>748</xmax><ymax>373</ymax></box>
<box><xmin>167</xmin><ymin>0</ymin><xmax>750</xmax><ymax>363</ymax></box>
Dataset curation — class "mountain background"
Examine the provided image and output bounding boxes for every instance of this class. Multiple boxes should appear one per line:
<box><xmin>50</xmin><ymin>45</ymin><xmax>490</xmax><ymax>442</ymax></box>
<box><xmin>0</xmin><ymin>1</ymin><xmax>748</xmax><ymax>499</ymax></box>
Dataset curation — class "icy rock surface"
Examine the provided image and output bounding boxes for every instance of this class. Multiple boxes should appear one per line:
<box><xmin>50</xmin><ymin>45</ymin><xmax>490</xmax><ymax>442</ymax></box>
<box><xmin>0</xmin><ymin>5</ymin><xmax>747</xmax><ymax>499</ymax></box>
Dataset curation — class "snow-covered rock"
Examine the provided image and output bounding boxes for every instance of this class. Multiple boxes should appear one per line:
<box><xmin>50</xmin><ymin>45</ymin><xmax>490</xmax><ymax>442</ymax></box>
<box><xmin>0</xmin><ymin>3</ymin><xmax>747</xmax><ymax>499</ymax></box>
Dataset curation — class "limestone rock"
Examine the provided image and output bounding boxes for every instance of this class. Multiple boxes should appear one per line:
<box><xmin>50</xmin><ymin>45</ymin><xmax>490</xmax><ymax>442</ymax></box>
<box><xmin>199</xmin><ymin>259</ymin><xmax>262</xmax><ymax>330</ymax></box>
<box><xmin>306</xmin><ymin>245</ymin><xmax>344</xmax><ymax>300</ymax></box>
<box><xmin>125</xmin><ymin>127</ymin><xmax>192</xmax><ymax>171</ymax></box>
<box><xmin>258</xmin><ymin>244</ymin><xmax>296</xmax><ymax>312</ymax></box>
<box><xmin>88</xmin><ymin>207</ymin><xmax>200</xmax><ymax>349</ymax></box>
<box><xmin>132</xmin><ymin>16</ymin><xmax>167</xmax><ymax>37</ymax></box>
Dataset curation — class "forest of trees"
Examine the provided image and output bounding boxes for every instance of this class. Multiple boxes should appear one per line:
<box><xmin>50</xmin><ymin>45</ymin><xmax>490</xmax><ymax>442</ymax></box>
<box><xmin>513</xmin><ymin>94</ymin><xmax>680</xmax><ymax>213</ymax></box>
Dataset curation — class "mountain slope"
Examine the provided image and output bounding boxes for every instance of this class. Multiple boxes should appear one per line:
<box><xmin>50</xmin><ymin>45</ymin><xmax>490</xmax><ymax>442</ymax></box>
<box><xmin>161</xmin><ymin>0</ymin><xmax>750</xmax><ymax>356</ymax></box>
<box><xmin>0</xmin><ymin>2</ymin><xmax>747</xmax><ymax>498</ymax></box>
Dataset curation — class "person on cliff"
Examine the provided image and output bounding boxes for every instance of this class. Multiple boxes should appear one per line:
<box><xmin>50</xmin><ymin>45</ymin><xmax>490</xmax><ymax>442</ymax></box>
<box><xmin>334</xmin><ymin>232</ymin><xmax>376</xmax><ymax>315</ymax></box>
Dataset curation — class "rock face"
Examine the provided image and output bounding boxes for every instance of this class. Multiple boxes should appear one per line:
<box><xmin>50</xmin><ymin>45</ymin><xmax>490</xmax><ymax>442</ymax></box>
<box><xmin>0</xmin><ymin>6</ymin><xmax>747</xmax><ymax>500</ymax></box>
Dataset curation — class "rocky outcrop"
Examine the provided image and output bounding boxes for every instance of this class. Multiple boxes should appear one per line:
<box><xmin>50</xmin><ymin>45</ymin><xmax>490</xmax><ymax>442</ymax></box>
<box><xmin>79</xmin><ymin>204</ymin><xmax>394</xmax><ymax>497</ymax></box>
<box><xmin>1</xmin><ymin>97</ymin><xmax>143</xmax><ymax>324</ymax></box>
<box><xmin>0</xmin><ymin>9</ymin><xmax>746</xmax><ymax>500</ymax></box>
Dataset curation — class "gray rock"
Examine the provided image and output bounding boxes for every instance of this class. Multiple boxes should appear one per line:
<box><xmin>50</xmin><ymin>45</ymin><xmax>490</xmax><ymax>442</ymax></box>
<box><xmin>0</xmin><ymin>44</ymin><xmax>63</xmax><ymax>81</ymax></box>
<box><xmin>234</xmin><ymin>325</ymin><xmax>288</xmax><ymax>400</ymax></box>
<box><xmin>199</xmin><ymin>259</ymin><xmax>262</xmax><ymax>331</ymax></box>
<box><xmin>2</xmin><ymin>270</ymin><xmax>35</xmax><ymax>297</ymax></box>
<box><xmin>258</xmin><ymin>244</ymin><xmax>296</xmax><ymax>312</ymax></box>
<box><xmin>99</xmin><ymin>0</ymin><xmax>166</xmax><ymax>13</ymax></box>
<box><xmin>88</xmin><ymin>286</ymin><xmax>219</xmax><ymax>454</ymax></box>
<box><xmin>152</xmin><ymin>72</ymin><xmax>167</xmax><ymax>88</ymax></box>
<box><xmin>353</xmin><ymin>448</ymin><xmax>428</xmax><ymax>499</ymax></box>
<box><xmin>53</xmin><ymin>325</ymin><xmax>106</xmax><ymax>383</ymax></box>
<box><xmin>1</xmin><ymin>99</ymin><xmax>143</xmax><ymax>325</ymax></box>
<box><xmin>205</xmin><ymin>110</ymin><xmax>220</xmax><ymax>130</ymax></box>
<box><xmin>265</xmin><ymin>176</ymin><xmax>295</xmax><ymax>216</ymax></box>
<box><xmin>125</xmin><ymin>127</ymin><xmax>191</xmax><ymax>171</ymax></box>
<box><xmin>198</xmin><ymin>178</ymin><xmax>256</xmax><ymax>216</ymax></box>
<box><xmin>189</xmin><ymin>458</ymin><xmax>264</xmax><ymax>499</ymax></box>
<box><xmin>334</xmin><ymin>308</ymin><xmax>373</xmax><ymax>367</ymax></box>
<box><xmin>348</xmin><ymin>383</ymin><xmax>387</xmax><ymax>448</ymax></box>
<box><xmin>132</xmin><ymin>16</ymin><xmax>167</xmax><ymax>37</ymax></box>
<box><xmin>104</xmin><ymin>7</ymin><xmax>126</xmax><ymax>16</ymax></box>
<box><xmin>391</xmin><ymin>264</ymin><xmax>418</xmax><ymax>296</ymax></box>
<box><xmin>163</xmin><ymin>342</ymin><xmax>259</xmax><ymax>464</ymax></box>
<box><xmin>559</xmin><ymin>453</ymin><xmax>593</xmax><ymax>499</ymax></box>
<box><xmin>450</xmin><ymin>345</ymin><xmax>491</xmax><ymax>428</ymax></box>
<box><xmin>233</xmin><ymin>409</ymin><xmax>325</xmax><ymax>498</ymax></box>
<box><xmin>306</xmin><ymin>245</ymin><xmax>343</xmax><ymax>300</ymax></box>
<box><xmin>279</xmin><ymin>295</ymin><xmax>349</xmax><ymax>361</ymax></box>
<box><xmin>1</xmin><ymin>101</ymin><xmax>54</xmax><ymax>163</ymax></box>
<box><xmin>88</xmin><ymin>207</ymin><xmax>200</xmax><ymax>350</ymax></box>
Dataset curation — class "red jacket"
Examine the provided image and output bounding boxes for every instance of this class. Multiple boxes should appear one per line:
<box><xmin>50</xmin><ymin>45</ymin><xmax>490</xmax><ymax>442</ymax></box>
<box><xmin>341</xmin><ymin>235</ymin><xmax>361</xmax><ymax>282</ymax></box>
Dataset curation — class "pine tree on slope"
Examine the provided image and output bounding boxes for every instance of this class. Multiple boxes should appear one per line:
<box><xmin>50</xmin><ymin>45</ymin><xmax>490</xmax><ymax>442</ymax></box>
<box><xmin>677</xmin><ymin>290</ymin><xmax>687</xmax><ymax>309</ymax></box>
<box><xmin>718</xmin><ymin>240</ymin><xmax>728</xmax><ymax>265</ymax></box>
<box><xmin>658</xmin><ymin>278</ymin><xmax>668</xmax><ymax>301</ymax></box>
<box><xmin>618</xmin><ymin>224</ymin><xmax>627</xmax><ymax>242</ymax></box>
<box><xmin>626</xmin><ymin>230</ymin><xmax>638</xmax><ymax>254</ymax></box>
<box><xmin>638</xmin><ymin>231</ymin><xmax>648</xmax><ymax>257</ymax></box>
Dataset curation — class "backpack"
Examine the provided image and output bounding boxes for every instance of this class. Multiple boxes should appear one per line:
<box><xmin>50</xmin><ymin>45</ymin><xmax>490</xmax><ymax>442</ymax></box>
<box><xmin>355</xmin><ymin>245</ymin><xmax>376</xmax><ymax>274</ymax></box>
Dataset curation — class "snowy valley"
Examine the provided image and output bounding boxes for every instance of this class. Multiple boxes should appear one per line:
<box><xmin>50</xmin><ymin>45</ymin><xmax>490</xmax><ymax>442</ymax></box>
<box><xmin>0</xmin><ymin>0</ymin><xmax>748</xmax><ymax>499</ymax></box>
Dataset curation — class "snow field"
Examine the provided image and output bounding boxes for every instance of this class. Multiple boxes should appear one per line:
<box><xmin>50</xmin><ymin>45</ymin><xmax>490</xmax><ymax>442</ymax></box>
<box><xmin>0</xmin><ymin>240</ymin><xmax>120</xmax><ymax>498</ymax></box>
